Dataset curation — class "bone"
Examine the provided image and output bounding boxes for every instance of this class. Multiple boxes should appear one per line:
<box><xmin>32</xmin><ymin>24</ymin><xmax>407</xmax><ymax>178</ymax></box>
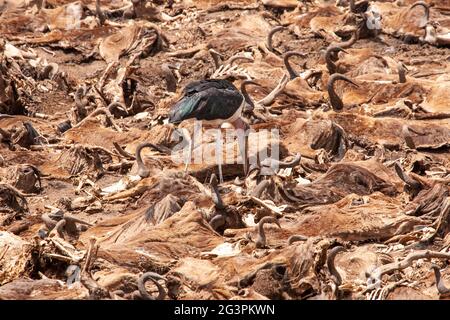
<box><xmin>167</xmin><ymin>44</ymin><xmax>207</xmax><ymax>58</ymax></box>
<box><xmin>2</xmin><ymin>0</ymin><xmax>450</xmax><ymax>301</ymax></box>
<box><xmin>367</xmin><ymin>250</ymin><xmax>450</xmax><ymax>289</ymax></box>
<box><xmin>82</xmin><ymin>237</ymin><xmax>98</xmax><ymax>274</ymax></box>
<box><xmin>71</xmin><ymin>108</ymin><xmax>122</xmax><ymax>132</ymax></box>
<box><xmin>80</xmin><ymin>272</ymin><xmax>111</xmax><ymax>299</ymax></box>
<box><xmin>274</xmin><ymin>153</ymin><xmax>301</xmax><ymax>169</ymax></box>
<box><xmin>257</xmin><ymin>74</ymin><xmax>289</xmax><ymax>106</ymax></box>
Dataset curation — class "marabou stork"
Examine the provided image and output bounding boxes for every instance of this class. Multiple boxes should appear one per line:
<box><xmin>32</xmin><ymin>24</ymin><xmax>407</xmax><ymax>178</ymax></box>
<box><xmin>169</xmin><ymin>79</ymin><xmax>258</xmax><ymax>183</ymax></box>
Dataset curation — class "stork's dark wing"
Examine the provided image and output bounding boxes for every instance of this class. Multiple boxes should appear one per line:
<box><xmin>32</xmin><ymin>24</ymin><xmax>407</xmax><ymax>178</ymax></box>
<box><xmin>183</xmin><ymin>79</ymin><xmax>239</xmax><ymax>96</ymax></box>
<box><xmin>169</xmin><ymin>87</ymin><xmax>243</xmax><ymax>124</ymax></box>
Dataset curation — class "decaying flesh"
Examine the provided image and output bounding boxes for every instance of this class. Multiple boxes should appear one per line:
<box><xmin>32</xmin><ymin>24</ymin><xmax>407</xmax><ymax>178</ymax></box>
<box><xmin>0</xmin><ymin>0</ymin><xmax>449</xmax><ymax>301</ymax></box>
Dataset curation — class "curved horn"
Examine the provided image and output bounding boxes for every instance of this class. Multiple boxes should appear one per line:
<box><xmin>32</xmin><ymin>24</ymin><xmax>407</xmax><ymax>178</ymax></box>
<box><xmin>209</xmin><ymin>49</ymin><xmax>224</xmax><ymax>70</ymax></box>
<box><xmin>327</xmin><ymin>246</ymin><xmax>346</xmax><ymax>286</ymax></box>
<box><xmin>335</xmin><ymin>29</ymin><xmax>359</xmax><ymax>49</ymax></box>
<box><xmin>431</xmin><ymin>265</ymin><xmax>450</xmax><ymax>296</ymax></box>
<box><xmin>278</xmin><ymin>153</ymin><xmax>301</xmax><ymax>169</ymax></box>
<box><xmin>250</xmin><ymin>179</ymin><xmax>271</xmax><ymax>198</ymax></box>
<box><xmin>161</xmin><ymin>64</ymin><xmax>177</xmax><ymax>93</ymax></box>
<box><xmin>74</xmin><ymin>85</ymin><xmax>88</xmax><ymax>109</ymax></box>
<box><xmin>209</xmin><ymin>214</ymin><xmax>226</xmax><ymax>231</ymax></box>
<box><xmin>137</xmin><ymin>272</ymin><xmax>166</xmax><ymax>300</ymax></box>
<box><xmin>107</xmin><ymin>102</ymin><xmax>128</xmax><ymax>118</ymax></box>
<box><xmin>397</xmin><ymin>62</ymin><xmax>408</xmax><ymax>83</ymax></box>
<box><xmin>55</xmin><ymin>219</ymin><xmax>66</xmax><ymax>238</ymax></box>
<box><xmin>95</xmin><ymin>0</ymin><xmax>106</xmax><ymax>25</ymax></box>
<box><xmin>408</xmin><ymin>1</ymin><xmax>430</xmax><ymax>27</ymax></box>
<box><xmin>394</xmin><ymin>161</ymin><xmax>422</xmax><ymax>190</ymax></box>
<box><xmin>287</xmin><ymin>235</ymin><xmax>308</xmax><ymax>245</ymax></box>
<box><xmin>327</xmin><ymin>73</ymin><xmax>359</xmax><ymax>111</ymax></box>
<box><xmin>240</xmin><ymin>80</ymin><xmax>260</xmax><ymax>111</ymax></box>
<box><xmin>370</xmin><ymin>55</ymin><xmax>390</xmax><ymax>69</ymax></box>
<box><xmin>145</xmin><ymin>23</ymin><xmax>168</xmax><ymax>51</ymax></box>
<box><xmin>26</xmin><ymin>164</ymin><xmax>42</xmax><ymax>191</ymax></box>
<box><xmin>267</xmin><ymin>26</ymin><xmax>285</xmax><ymax>53</ymax></box>
<box><xmin>304</xmin><ymin>70</ymin><xmax>323</xmax><ymax>83</ymax></box>
<box><xmin>402</xmin><ymin>125</ymin><xmax>415</xmax><ymax>149</ymax></box>
<box><xmin>228</xmin><ymin>55</ymin><xmax>254</xmax><ymax>66</ymax></box>
<box><xmin>260</xmin><ymin>153</ymin><xmax>301</xmax><ymax>172</ymax></box>
<box><xmin>255</xmin><ymin>216</ymin><xmax>281</xmax><ymax>249</ymax></box>
<box><xmin>349</xmin><ymin>0</ymin><xmax>369</xmax><ymax>14</ymax></box>
<box><xmin>210</xmin><ymin>173</ymin><xmax>225</xmax><ymax>209</ymax></box>
<box><xmin>283</xmin><ymin>51</ymin><xmax>307</xmax><ymax>80</ymax></box>
<box><xmin>135</xmin><ymin>142</ymin><xmax>160</xmax><ymax>178</ymax></box>
<box><xmin>23</xmin><ymin>122</ymin><xmax>40</xmax><ymax>142</ymax></box>
<box><xmin>325</xmin><ymin>46</ymin><xmax>348</xmax><ymax>75</ymax></box>
<box><xmin>41</xmin><ymin>63</ymin><xmax>59</xmax><ymax>80</ymax></box>
<box><xmin>349</xmin><ymin>0</ymin><xmax>356</xmax><ymax>13</ymax></box>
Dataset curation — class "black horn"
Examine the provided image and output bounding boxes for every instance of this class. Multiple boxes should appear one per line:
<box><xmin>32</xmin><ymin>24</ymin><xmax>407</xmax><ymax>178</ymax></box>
<box><xmin>327</xmin><ymin>73</ymin><xmax>359</xmax><ymax>111</ymax></box>
<box><xmin>267</xmin><ymin>26</ymin><xmax>285</xmax><ymax>53</ymax></box>
<box><xmin>325</xmin><ymin>46</ymin><xmax>348</xmax><ymax>75</ymax></box>
<box><xmin>283</xmin><ymin>51</ymin><xmax>307</xmax><ymax>80</ymax></box>
<box><xmin>137</xmin><ymin>272</ymin><xmax>166</xmax><ymax>300</ymax></box>
<box><xmin>327</xmin><ymin>246</ymin><xmax>346</xmax><ymax>286</ymax></box>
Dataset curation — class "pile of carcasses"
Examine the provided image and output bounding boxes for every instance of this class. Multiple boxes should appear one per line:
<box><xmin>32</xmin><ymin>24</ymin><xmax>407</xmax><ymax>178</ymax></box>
<box><xmin>0</xmin><ymin>0</ymin><xmax>449</xmax><ymax>300</ymax></box>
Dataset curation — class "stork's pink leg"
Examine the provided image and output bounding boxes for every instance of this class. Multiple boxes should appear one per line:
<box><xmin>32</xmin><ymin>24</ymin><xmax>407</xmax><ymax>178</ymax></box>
<box><xmin>232</xmin><ymin>117</ymin><xmax>250</xmax><ymax>176</ymax></box>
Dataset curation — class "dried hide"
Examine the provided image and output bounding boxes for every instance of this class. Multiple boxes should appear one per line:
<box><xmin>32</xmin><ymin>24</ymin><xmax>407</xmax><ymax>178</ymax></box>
<box><xmin>0</xmin><ymin>278</ymin><xmax>89</xmax><ymax>299</ymax></box>
<box><xmin>0</xmin><ymin>231</ymin><xmax>35</xmax><ymax>286</ymax></box>
<box><xmin>99</xmin><ymin>21</ymin><xmax>160</xmax><ymax>63</ymax></box>
<box><xmin>81</xmin><ymin>201</ymin><xmax>222</xmax><ymax>272</ymax></box>
<box><xmin>281</xmin><ymin>161</ymin><xmax>399</xmax><ymax>206</ymax></box>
